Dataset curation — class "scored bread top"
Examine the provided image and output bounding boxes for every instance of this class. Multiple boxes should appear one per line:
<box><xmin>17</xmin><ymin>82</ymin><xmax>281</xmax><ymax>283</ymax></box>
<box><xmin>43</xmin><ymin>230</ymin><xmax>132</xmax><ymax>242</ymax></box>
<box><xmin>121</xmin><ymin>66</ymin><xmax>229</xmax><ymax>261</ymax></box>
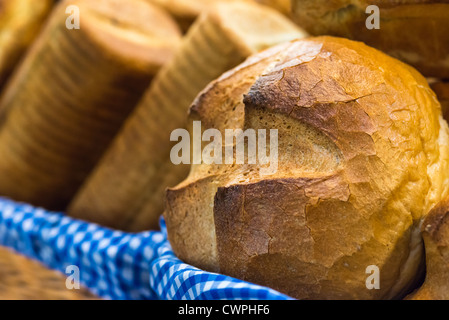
<box><xmin>165</xmin><ymin>36</ymin><xmax>449</xmax><ymax>300</ymax></box>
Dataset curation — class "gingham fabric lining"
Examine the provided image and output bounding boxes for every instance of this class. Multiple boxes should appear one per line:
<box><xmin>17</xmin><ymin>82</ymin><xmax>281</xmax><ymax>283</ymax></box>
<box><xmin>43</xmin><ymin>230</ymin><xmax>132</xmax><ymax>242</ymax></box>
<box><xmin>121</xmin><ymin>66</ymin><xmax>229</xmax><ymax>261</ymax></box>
<box><xmin>0</xmin><ymin>197</ymin><xmax>292</xmax><ymax>300</ymax></box>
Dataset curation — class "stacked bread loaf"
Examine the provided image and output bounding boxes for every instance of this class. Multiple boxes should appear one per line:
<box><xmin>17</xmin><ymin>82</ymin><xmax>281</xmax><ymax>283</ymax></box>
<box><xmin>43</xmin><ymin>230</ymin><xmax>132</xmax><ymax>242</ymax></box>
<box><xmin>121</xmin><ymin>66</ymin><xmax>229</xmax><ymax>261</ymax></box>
<box><xmin>0</xmin><ymin>0</ymin><xmax>181</xmax><ymax>211</ymax></box>
<box><xmin>0</xmin><ymin>0</ymin><xmax>53</xmax><ymax>89</ymax></box>
<box><xmin>67</xmin><ymin>1</ymin><xmax>307</xmax><ymax>231</ymax></box>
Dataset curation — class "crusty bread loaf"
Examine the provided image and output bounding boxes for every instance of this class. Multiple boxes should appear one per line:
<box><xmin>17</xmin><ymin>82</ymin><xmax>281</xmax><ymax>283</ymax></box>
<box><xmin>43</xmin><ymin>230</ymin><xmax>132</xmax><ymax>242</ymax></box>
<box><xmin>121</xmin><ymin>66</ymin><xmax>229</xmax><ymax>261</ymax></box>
<box><xmin>0</xmin><ymin>0</ymin><xmax>53</xmax><ymax>89</ymax></box>
<box><xmin>67</xmin><ymin>1</ymin><xmax>308</xmax><ymax>231</ymax></box>
<box><xmin>164</xmin><ymin>36</ymin><xmax>449</xmax><ymax>300</ymax></box>
<box><xmin>291</xmin><ymin>0</ymin><xmax>449</xmax><ymax>78</ymax></box>
<box><xmin>406</xmin><ymin>198</ymin><xmax>449</xmax><ymax>300</ymax></box>
<box><xmin>0</xmin><ymin>0</ymin><xmax>181</xmax><ymax>211</ymax></box>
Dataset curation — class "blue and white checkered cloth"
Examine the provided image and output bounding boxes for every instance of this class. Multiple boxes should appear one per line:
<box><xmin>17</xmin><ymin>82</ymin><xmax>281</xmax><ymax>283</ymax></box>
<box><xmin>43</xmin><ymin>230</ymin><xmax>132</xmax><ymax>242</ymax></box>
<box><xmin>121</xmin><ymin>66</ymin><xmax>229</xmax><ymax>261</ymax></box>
<box><xmin>0</xmin><ymin>197</ymin><xmax>292</xmax><ymax>300</ymax></box>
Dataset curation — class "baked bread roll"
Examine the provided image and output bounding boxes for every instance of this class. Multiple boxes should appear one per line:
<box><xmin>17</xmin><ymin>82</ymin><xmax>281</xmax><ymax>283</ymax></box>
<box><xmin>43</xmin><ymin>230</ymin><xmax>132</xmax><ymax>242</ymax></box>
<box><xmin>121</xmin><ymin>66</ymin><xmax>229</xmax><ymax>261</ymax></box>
<box><xmin>291</xmin><ymin>0</ymin><xmax>449</xmax><ymax>78</ymax></box>
<box><xmin>0</xmin><ymin>0</ymin><xmax>53</xmax><ymax>89</ymax></box>
<box><xmin>67</xmin><ymin>1</ymin><xmax>307</xmax><ymax>231</ymax></box>
<box><xmin>164</xmin><ymin>36</ymin><xmax>449</xmax><ymax>300</ymax></box>
<box><xmin>0</xmin><ymin>0</ymin><xmax>181</xmax><ymax>211</ymax></box>
<box><xmin>406</xmin><ymin>198</ymin><xmax>449</xmax><ymax>300</ymax></box>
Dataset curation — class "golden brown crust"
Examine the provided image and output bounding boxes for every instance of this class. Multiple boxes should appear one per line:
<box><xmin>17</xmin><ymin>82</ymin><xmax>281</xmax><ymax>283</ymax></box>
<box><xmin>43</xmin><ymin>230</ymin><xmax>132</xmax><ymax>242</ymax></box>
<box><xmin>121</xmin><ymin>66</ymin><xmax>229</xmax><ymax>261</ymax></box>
<box><xmin>165</xmin><ymin>36</ymin><xmax>449</xmax><ymax>300</ymax></box>
<box><xmin>214</xmin><ymin>175</ymin><xmax>353</xmax><ymax>299</ymax></box>
<box><xmin>291</xmin><ymin>0</ymin><xmax>449</xmax><ymax>78</ymax></box>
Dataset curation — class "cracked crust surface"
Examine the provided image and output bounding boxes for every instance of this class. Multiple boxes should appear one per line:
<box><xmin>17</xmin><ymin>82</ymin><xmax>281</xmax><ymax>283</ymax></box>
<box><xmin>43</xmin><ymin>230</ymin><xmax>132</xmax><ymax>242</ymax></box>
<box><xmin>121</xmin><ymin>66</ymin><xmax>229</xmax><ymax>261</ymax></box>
<box><xmin>291</xmin><ymin>0</ymin><xmax>449</xmax><ymax>78</ymax></box>
<box><xmin>164</xmin><ymin>37</ymin><xmax>449</xmax><ymax>299</ymax></box>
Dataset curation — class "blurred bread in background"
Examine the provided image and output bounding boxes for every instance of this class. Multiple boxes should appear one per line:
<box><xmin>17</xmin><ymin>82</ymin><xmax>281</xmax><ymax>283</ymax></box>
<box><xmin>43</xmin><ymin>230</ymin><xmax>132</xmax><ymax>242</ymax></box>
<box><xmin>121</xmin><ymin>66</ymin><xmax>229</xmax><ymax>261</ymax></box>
<box><xmin>429</xmin><ymin>79</ymin><xmax>449</xmax><ymax>122</ymax></box>
<box><xmin>0</xmin><ymin>247</ymin><xmax>97</xmax><ymax>300</ymax></box>
<box><xmin>143</xmin><ymin>0</ymin><xmax>292</xmax><ymax>32</ymax></box>
<box><xmin>0</xmin><ymin>0</ymin><xmax>182</xmax><ymax>211</ymax></box>
<box><xmin>67</xmin><ymin>1</ymin><xmax>308</xmax><ymax>231</ymax></box>
<box><xmin>0</xmin><ymin>0</ymin><xmax>54</xmax><ymax>89</ymax></box>
<box><xmin>144</xmin><ymin>0</ymin><xmax>221</xmax><ymax>32</ymax></box>
<box><xmin>291</xmin><ymin>0</ymin><xmax>449</xmax><ymax>78</ymax></box>
<box><xmin>255</xmin><ymin>0</ymin><xmax>291</xmax><ymax>15</ymax></box>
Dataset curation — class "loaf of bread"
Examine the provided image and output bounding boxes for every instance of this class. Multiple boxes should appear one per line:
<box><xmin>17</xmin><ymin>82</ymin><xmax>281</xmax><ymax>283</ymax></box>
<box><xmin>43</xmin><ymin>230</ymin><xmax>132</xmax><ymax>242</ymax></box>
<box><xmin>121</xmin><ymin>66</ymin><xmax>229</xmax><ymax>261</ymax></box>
<box><xmin>406</xmin><ymin>198</ymin><xmax>449</xmax><ymax>300</ymax></box>
<box><xmin>0</xmin><ymin>0</ymin><xmax>53</xmax><ymax>89</ymax></box>
<box><xmin>0</xmin><ymin>0</ymin><xmax>181</xmax><ymax>211</ymax></box>
<box><xmin>291</xmin><ymin>0</ymin><xmax>449</xmax><ymax>78</ymax></box>
<box><xmin>68</xmin><ymin>1</ymin><xmax>308</xmax><ymax>231</ymax></box>
<box><xmin>164</xmin><ymin>36</ymin><xmax>449</xmax><ymax>300</ymax></box>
